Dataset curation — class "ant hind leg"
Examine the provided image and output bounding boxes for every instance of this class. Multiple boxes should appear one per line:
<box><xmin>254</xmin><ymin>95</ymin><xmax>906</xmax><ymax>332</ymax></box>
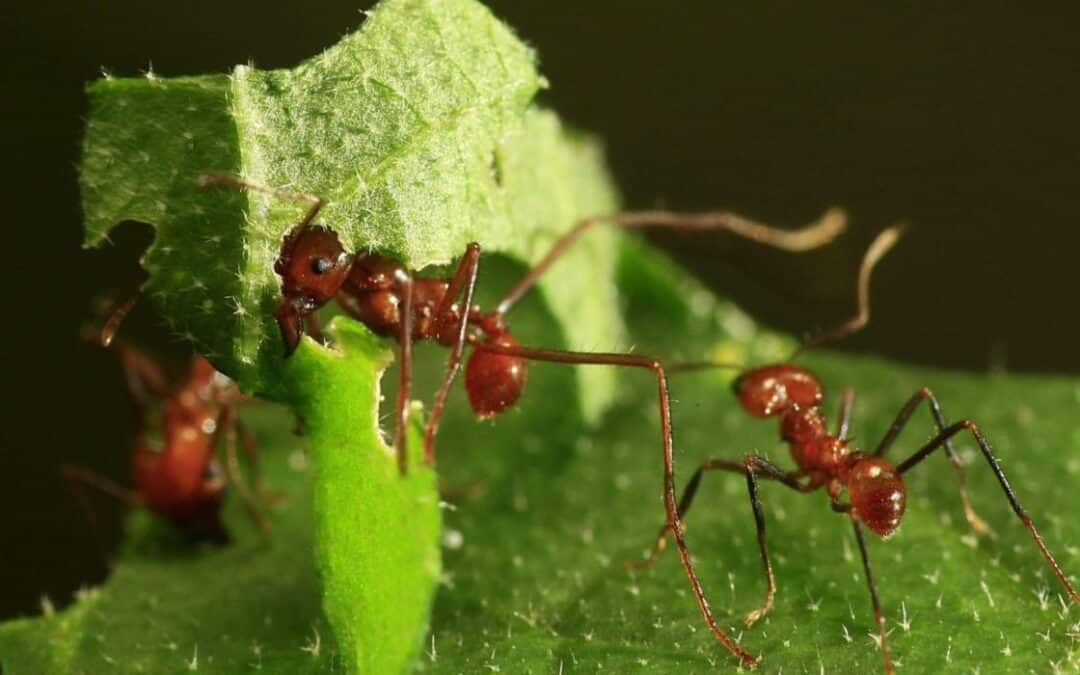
<box><xmin>627</xmin><ymin>454</ymin><xmax>807</xmax><ymax>628</ymax></box>
<box><xmin>423</xmin><ymin>243</ymin><xmax>482</xmax><ymax>466</ymax></box>
<box><xmin>472</xmin><ymin>341</ymin><xmax>759</xmax><ymax>667</ymax></box>
<box><xmin>851</xmin><ymin>518</ymin><xmax>896</xmax><ymax>675</ymax></box>
<box><xmin>874</xmin><ymin>388</ymin><xmax>991</xmax><ymax>536</ymax></box>
<box><xmin>897</xmin><ymin>419</ymin><xmax>1080</xmax><ymax>605</ymax></box>
<box><xmin>214</xmin><ymin>406</ymin><xmax>269</xmax><ymax>534</ymax></box>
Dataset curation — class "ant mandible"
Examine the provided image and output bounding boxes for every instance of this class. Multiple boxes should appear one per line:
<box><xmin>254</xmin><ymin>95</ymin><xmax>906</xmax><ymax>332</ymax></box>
<box><xmin>65</xmin><ymin>296</ymin><xmax>271</xmax><ymax>544</ymax></box>
<box><xmin>198</xmin><ymin>172</ymin><xmax>848</xmax><ymax>661</ymax></box>
<box><xmin>631</xmin><ymin>228</ymin><xmax>1080</xmax><ymax>672</ymax></box>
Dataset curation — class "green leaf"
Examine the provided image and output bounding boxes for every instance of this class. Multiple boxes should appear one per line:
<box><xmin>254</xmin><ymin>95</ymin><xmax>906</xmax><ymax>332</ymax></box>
<box><xmin>284</xmin><ymin>319</ymin><xmax>440</xmax><ymax>674</ymax></box>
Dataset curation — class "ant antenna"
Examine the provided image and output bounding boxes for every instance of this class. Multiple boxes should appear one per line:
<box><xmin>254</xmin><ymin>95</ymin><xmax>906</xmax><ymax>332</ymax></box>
<box><xmin>790</xmin><ymin>223</ymin><xmax>907</xmax><ymax>358</ymax></box>
<box><xmin>196</xmin><ymin>172</ymin><xmax>324</xmax><ymax>230</ymax></box>
<box><xmin>667</xmin><ymin>222</ymin><xmax>905</xmax><ymax>375</ymax></box>
<box><xmin>496</xmin><ymin>207</ymin><xmax>847</xmax><ymax>316</ymax></box>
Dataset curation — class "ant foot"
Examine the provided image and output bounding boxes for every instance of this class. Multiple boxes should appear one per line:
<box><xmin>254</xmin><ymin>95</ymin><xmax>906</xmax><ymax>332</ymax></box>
<box><xmin>963</xmin><ymin>500</ymin><xmax>994</xmax><ymax>538</ymax></box>
<box><xmin>623</xmin><ymin>534</ymin><xmax>668</xmax><ymax>571</ymax></box>
<box><xmin>743</xmin><ymin>606</ymin><xmax>769</xmax><ymax>629</ymax></box>
<box><xmin>968</xmin><ymin>512</ymin><xmax>993</xmax><ymax>538</ymax></box>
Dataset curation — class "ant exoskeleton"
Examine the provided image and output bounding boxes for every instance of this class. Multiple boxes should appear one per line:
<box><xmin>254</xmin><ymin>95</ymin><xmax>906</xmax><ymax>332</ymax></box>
<box><xmin>198</xmin><ymin>172</ymin><xmax>848</xmax><ymax>662</ymax></box>
<box><xmin>65</xmin><ymin>297</ymin><xmax>271</xmax><ymax>544</ymax></box>
<box><xmin>630</xmin><ymin>228</ymin><xmax>1080</xmax><ymax>672</ymax></box>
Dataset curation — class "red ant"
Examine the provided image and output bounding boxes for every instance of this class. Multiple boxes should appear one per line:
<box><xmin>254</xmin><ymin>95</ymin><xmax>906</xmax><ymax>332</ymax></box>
<box><xmin>65</xmin><ymin>297</ymin><xmax>271</xmax><ymax>544</ymax></box>
<box><xmin>198</xmin><ymin>172</ymin><xmax>848</xmax><ymax>661</ymax></box>
<box><xmin>630</xmin><ymin>227</ymin><xmax>1080</xmax><ymax>672</ymax></box>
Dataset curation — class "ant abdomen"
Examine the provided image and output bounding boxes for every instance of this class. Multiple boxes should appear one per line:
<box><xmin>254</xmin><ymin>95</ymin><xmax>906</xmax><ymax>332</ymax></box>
<box><xmin>132</xmin><ymin>438</ymin><xmax>221</xmax><ymax>520</ymax></box>
<box><xmin>734</xmin><ymin>364</ymin><xmax>824</xmax><ymax>418</ymax></box>
<box><xmin>465</xmin><ymin>333</ymin><xmax>527</xmax><ymax>419</ymax></box>
<box><xmin>846</xmin><ymin>457</ymin><xmax>906</xmax><ymax>538</ymax></box>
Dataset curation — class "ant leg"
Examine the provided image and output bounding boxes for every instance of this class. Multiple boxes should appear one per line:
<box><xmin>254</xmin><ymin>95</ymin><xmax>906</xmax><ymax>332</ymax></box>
<box><xmin>836</xmin><ymin>387</ymin><xmax>855</xmax><ymax>440</ymax></box>
<box><xmin>628</xmin><ymin>455</ymin><xmax>807</xmax><ymax>628</ymax></box>
<box><xmin>233</xmin><ymin>416</ymin><xmax>282</xmax><ymax>506</ymax></box>
<box><xmin>213</xmin><ymin>405</ymin><xmax>269</xmax><ymax>534</ymax></box>
<box><xmin>495</xmin><ymin>207</ymin><xmax>848</xmax><ymax>316</ymax></box>
<box><xmin>196</xmin><ymin>172</ymin><xmax>324</xmax><ymax>229</ymax></box>
<box><xmin>61</xmin><ymin>464</ymin><xmax>142</xmax><ymax>562</ymax></box>
<box><xmin>61</xmin><ymin>465</ymin><xmax>141</xmax><ymax>505</ymax></box>
<box><xmin>792</xmin><ymin>224</ymin><xmax>906</xmax><ymax>356</ymax></box>
<box><xmin>114</xmin><ymin>346</ymin><xmax>171</xmax><ymax>420</ymax></box>
<box><xmin>897</xmin><ymin>420</ymin><xmax>1080</xmax><ymax>605</ymax></box>
<box><xmin>423</xmin><ymin>243</ymin><xmax>482</xmax><ymax>465</ymax></box>
<box><xmin>392</xmin><ymin>273</ymin><xmax>415</xmax><ymax>475</ymax></box>
<box><xmin>628</xmin><ymin>456</ymin><xmax>804</xmax><ymax>566</ymax></box>
<box><xmin>98</xmin><ymin>293</ymin><xmax>141</xmax><ymax>347</ymax></box>
<box><xmin>874</xmin><ymin>388</ymin><xmax>990</xmax><ymax>536</ymax></box>
<box><xmin>473</xmin><ymin>342</ymin><xmax>758</xmax><ymax>667</ymax></box>
<box><xmin>851</xmin><ymin>517</ymin><xmax>896</xmax><ymax>675</ymax></box>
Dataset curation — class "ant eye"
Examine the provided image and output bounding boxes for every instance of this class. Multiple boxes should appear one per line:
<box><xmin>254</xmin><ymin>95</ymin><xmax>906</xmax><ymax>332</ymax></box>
<box><xmin>311</xmin><ymin>257</ymin><xmax>332</xmax><ymax>275</ymax></box>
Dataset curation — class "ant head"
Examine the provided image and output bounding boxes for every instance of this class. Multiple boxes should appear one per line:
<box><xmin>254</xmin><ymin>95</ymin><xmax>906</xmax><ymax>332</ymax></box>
<box><xmin>734</xmin><ymin>364</ymin><xmax>823</xmax><ymax>418</ymax></box>
<box><xmin>846</xmin><ymin>457</ymin><xmax>906</xmax><ymax>538</ymax></box>
<box><xmin>274</xmin><ymin>224</ymin><xmax>352</xmax><ymax>354</ymax></box>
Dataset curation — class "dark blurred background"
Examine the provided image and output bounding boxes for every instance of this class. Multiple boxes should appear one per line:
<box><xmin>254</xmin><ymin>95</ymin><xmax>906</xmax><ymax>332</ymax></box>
<box><xmin>1</xmin><ymin>2</ymin><xmax>1078</xmax><ymax>620</ymax></box>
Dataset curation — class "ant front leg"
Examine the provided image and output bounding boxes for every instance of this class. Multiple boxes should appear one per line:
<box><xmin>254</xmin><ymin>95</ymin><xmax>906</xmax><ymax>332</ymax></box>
<box><xmin>392</xmin><ymin>273</ymin><xmax>415</xmax><ymax>475</ymax></box>
<box><xmin>874</xmin><ymin>388</ymin><xmax>991</xmax><ymax>536</ymax></box>
<box><xmin>114</xmin><ymin>345</ymin><xmax>171</xmax><ymax>420</ymax></box>
<box><xmin>472</xmin><ymin>342</ymin><xmax>759</xmax><ymax>667</ymax></box>
<box><xmin>897</xmin><ymin>419</ymin><xmax>1080</xmax><ymax>606</ymax></box>
<box><xmin>629</xmin><ymin>454</ymin><xmax>808</xmax><ymax>628</ymax></box>
<box><xmin>234</xmin><ymin>416</ymin><xmax>282</xmax><ymax>506</ymax></box>
<box><xmin>850</xmin><ymin>517</ymin><xmax>896</xmax><ymax>675</ymax></box>
<box><xmin>214</xmin><ymin>405</ymin><xmax>269</xmax><ymax>534</ymax></box>
<box><xmin>61</xmin><ymin>464</ymin><xmax>142</xmax><ymax>562</ymax></box>
<box><xmin>423</xmin><ymin>243</ymin><xmax>481</xmax><ymax>466</ymax></box>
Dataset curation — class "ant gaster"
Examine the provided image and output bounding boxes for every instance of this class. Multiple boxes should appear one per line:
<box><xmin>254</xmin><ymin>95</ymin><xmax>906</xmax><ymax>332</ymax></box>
<box><xmin>65</xmin><ymin>296</ymin><xmax>271</xmax><ymax>544</ymax></box>
<box><xmin>199</xmin><ymin>172</ymin><xmax>850</xmax><ymax>662</ymax></box>
<box><xmin>633</xmin><ymin>227</ymin><xmax>1080</xmax><ymax>672</ymax></box>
